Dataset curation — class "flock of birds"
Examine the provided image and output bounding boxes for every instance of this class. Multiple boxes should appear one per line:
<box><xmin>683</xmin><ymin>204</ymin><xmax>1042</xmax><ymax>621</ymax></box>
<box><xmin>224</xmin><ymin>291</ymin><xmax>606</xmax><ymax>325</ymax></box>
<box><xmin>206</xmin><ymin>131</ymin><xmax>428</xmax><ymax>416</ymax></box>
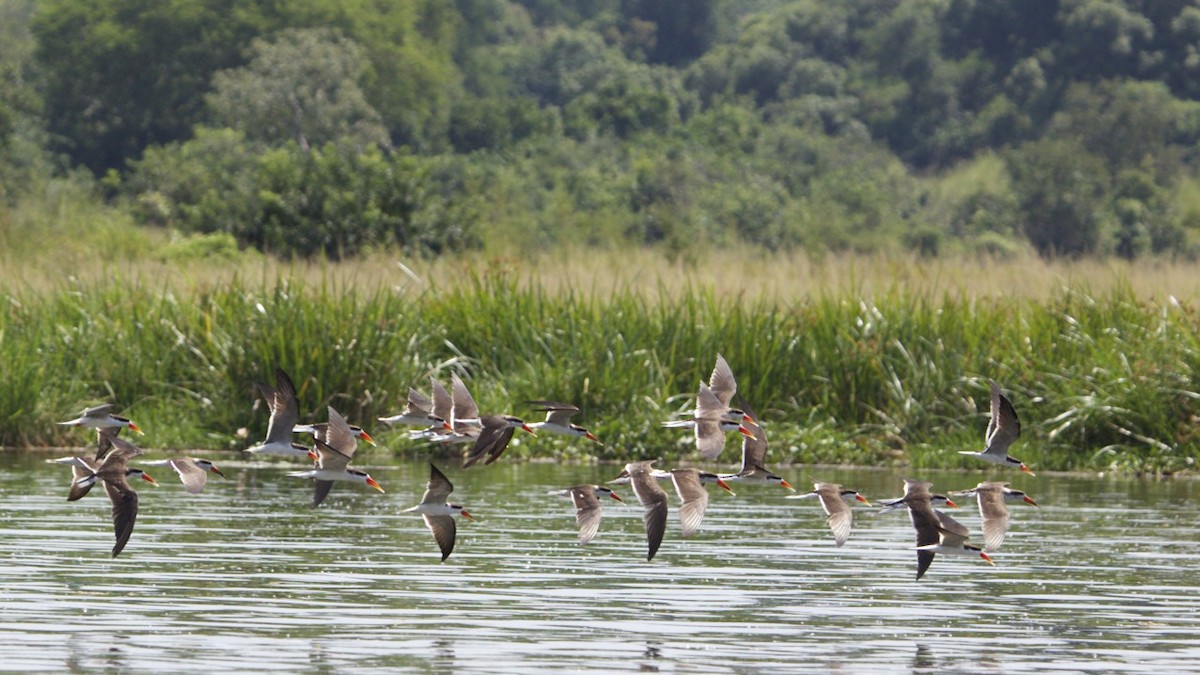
<box><xmin>48</xmin><ymin>355</ymin><xmax>1040</xmax><ymax>578</ymax></box>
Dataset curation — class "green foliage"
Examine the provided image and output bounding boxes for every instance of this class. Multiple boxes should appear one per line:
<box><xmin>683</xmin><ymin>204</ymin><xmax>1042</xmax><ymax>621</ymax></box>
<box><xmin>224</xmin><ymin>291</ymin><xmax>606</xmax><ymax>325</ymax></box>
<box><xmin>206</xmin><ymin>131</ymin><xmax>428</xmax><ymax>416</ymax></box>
<box><xmin>2</xmin><ymin>274</ymin><xmax>1197</xmax><ymax>473</ymax></box>
<box><xmin>127</xmin><ymin>133</ymin><xmax>483</xmax><ymax>258</ymax></box>
<box><xmin>11</xmin><ymin>0</ymin><xmax>1200</xmax><ymax>261</ymax></box>
<box><xmin>31</xmin><ymin>0</ymin><xmax>270</xmax><ymax>173</ymax></box>
<box><xmin>206</xmin><ymin>28</ymin><xmax>390</xmax><ymax>152</ymax></box>
<box><xmin>1006</xmin><ymin>138</ymin><xmax>1109</xmax><ymax>257</ymax></box>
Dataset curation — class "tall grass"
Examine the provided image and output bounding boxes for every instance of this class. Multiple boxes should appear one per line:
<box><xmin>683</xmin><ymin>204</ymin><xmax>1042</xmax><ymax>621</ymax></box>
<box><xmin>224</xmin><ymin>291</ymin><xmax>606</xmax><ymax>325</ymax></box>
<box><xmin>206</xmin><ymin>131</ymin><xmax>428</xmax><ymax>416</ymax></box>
<box><xmin>2</xmin><ymin>264</ymin><xmax>1197</xmax><ymax>473</ymax></box>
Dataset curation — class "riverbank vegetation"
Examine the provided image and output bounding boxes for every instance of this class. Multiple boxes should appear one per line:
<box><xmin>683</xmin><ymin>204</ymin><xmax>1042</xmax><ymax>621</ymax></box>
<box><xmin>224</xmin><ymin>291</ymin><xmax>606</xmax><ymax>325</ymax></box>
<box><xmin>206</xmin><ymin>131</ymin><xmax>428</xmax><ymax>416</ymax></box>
<box><xmin>2</xmin><ymin>255</ymin><xmax>1197</xmax><ymax>475</ymax></box>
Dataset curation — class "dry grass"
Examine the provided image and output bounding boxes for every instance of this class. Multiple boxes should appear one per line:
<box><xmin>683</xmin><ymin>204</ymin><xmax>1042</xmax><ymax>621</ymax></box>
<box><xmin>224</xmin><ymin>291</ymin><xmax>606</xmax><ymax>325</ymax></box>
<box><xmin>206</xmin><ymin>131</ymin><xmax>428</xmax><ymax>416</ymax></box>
<box><xmin>7</xmin><ymin>245</ymin><xmax>1200</xmax><ymax>305</ymax></box>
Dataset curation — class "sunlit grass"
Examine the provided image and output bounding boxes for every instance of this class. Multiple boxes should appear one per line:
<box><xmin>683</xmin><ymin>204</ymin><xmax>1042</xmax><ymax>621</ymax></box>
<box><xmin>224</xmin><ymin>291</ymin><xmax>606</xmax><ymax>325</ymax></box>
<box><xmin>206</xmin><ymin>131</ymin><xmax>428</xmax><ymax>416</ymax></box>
<box><xmin>2</xmin><ymin>254</ymin><xmax>1197</xmax><ymax>474</ymax></box>
<box><xmin>4</xmin><ymin>182</ymin><xmax>1198</xmax><ymax>471</ymax></box>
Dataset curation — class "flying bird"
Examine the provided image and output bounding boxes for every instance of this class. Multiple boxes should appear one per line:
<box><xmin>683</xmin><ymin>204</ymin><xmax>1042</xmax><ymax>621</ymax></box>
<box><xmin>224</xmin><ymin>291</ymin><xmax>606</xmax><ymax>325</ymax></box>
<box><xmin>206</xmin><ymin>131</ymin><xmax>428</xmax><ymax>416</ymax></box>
<box><xmin>246</xmin><ymin>368</ymin><xmax>312</xmax><ymax>459</ymax></box>
<box><xmin>379</xmin><ymin>386</ymin><xmax>445</xmax><ymax>428</ymax></box>
<box><xmin>404</xmin><ymin>463</ymin><xmax>474</xmax><ymax>561</ymax></box>
<box><xmin>67</xmin><ymin>434</ymin><xmax>158</xmax><ymax>557</ymax></box>
<box><xmin>949</xmin><ymin>481</ymin><xmax>1039</xmax><ymax>552</ymax></box>
<box><xmin>139</xmin><ymin>458</ymin><xmax>227</xmax><ymax>494</ymax></box>
<box><xmin>551</xmin><ymin>484</ymin><xmax>624</xmax><ymax>544</ymax></box>
<box><xmin>663</xmin><ymin>355</ymin><xmax>756</xmax><ymax>460</ymax></box>
<box><xmin>718</xmin><ymin>401</ymin><xmax>793</xmax><ymax>491</ymax></box>
<box><xmin>788</xmin><ymin>482</ymin><xmax>870</xmax><ymax>547</ymax></box>
<box><xmin>527</xmin><ymin>401</ymin><xmax>601</xmax><ymax>444</ymax></box>
<box><xmin>58</xmin><ymin>404</ymin><xmax>142</xmax><ymax>435</ymax></box>
<box><xmin>959</xmin><ymin>380</ymin><xmax>1035</xmax><ymax>475</ymax></box>
<box><xmin>623</xmin><ymin>460</ymin><xmax>669</xmax><ymax>561</ymax></box>
<box><xmin>451</xmin><ymin>375</ymin><xmax>535</xmax><ymax>468</ymax></box>
<box><xmin>288</xmin><ymin>407</ymin><xmax>385</xmax><ymax>506</ymax></box>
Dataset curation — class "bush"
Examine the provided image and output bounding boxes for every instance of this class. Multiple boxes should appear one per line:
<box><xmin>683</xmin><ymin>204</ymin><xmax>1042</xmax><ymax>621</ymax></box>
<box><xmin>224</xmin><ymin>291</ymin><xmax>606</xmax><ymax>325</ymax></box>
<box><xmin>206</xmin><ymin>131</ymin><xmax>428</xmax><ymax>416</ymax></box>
<box><xmin>127</xmin><ymin>133</ymin><xmax>483</xmax><ymax>258</ymax></box>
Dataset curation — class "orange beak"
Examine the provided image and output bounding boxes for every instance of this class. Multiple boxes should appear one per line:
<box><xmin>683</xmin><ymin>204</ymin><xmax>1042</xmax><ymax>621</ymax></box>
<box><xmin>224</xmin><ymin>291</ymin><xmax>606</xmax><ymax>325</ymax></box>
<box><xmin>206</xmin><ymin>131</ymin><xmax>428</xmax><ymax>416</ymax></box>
<box><xmin>980</xmin><ymin>551</ymin><xmax>996</xmax><ymax>566</ymax></box>
<box><xmin>359</xmin><ymin>431</ymin><xmax>377</xmax><ymax>447</ymax></box>
<box><xmin>366</xmin><ymin>476</ymin><xmax>385</xmax><ymax>493</ymax></box>
<box><xmin>716</xmin><ymin>478</ymin><xmax>736</xmax><ymax>496</ymax></box>
<box><xmin>141</xmin><ymin>472</ymin><xmax>159</xmax><ymax>486</ymax></box>
<box><xmin>585</xmin><ymin>431</ymin><xmax>601</xmax><ymax>444</ymax></box>
<box><xmin>442</xmin><ymin>420</ymin><xmax>453</xmax><ymax>432</ymax></box>
<box><xmin>460</xmin><ymin>509</ymin><xmax>475</xmax><ymax>521</ymax></box>
<box><xmin>855</xmin><ymin>493</ymin><xmax>870</xmax><ymax>504</ymax></box>
<box><xmin>779</xmin><ymin>479</ymin><xmax>795</xmax><ymax>492</ymax></box>
<box><xmin>741</xmin><ymin>412</ymin><xmax>755</xmax><ymax>424</ymax></box>
<box><xmin>1020</xmin><ymin>464</ymin><xmax>1036</xmax><ymax>476</ymax></box>
<box><xmin>210</xmin><ymin>466</ymin><xmax>228</xmax><ymax>479</ymax></box>
<box><xmin>737</xmin><ymin>425</ymin><xmax>756</xmax><ymax>440</ymax></box>
<box><xmin>521</xmin><ymin>424</ymin><xmax>536</xmax><ymax>435</ymax></box>
<box><xmin>608</xmin><ymin>491</ymin><xmax>625</xmax><ymax>503</ymax></box>
<box><xmin>307</xmin><ymin>449</ymin><xmax>319</xmax><ymax>461</ymax></box>
<box><xmin>128</xmin><ymin>422</ymin><xmax>143</xmax><ymax>435</ymax></box>
<box><xmin>945</xmin><ymin>498</ymin><xmax>959</xmax><ymax>509</ymax></box>
<box><xmin>1024</xmin><ymin>495</ymin><xmax>1040</xmax><ymax>507</ymax></box>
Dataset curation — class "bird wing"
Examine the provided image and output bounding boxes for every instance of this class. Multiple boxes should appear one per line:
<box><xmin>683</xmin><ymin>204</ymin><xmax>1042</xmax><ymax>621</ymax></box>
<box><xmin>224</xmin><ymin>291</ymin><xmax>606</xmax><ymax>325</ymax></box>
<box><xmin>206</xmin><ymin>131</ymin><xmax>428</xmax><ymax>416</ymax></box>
<box><xmin>902</xmin><ymin>478</ymin><xmax>934</xmax><ymax>500</ymax></box>
<box><xmin>936</xmin><ymin>509</ymin><xmax>971</xmax><ymax>538</ymax></box>
<box><xmin>543</xmin><ymin>407</ymin><xmax>579</xmax><ymax>427</ymax></box>
<box><xmin>671</xmin><ymin>470</ymin><xmax>710</xmax><ymax>538</ymax></box>
<box><xmin>312</xmin><ymin>479</ymin><xmax>335</xmax><ymax>507</ymax></box>
<box><xmin>424</xmin><ymin>514</ymin><xmax>458</xmax><ymax>561</ymax></box>
<box><xmin>739</xmin><ymin>419</ymin><xmax>768</xmax><ymax>472</ymax></box>
<box><xmin>430</xmin><ymin>378</ymin><xmax>453</xmax><ymax>421</ymax></box>
<box><xmin>104</xmin><ymin>476</ymin><xmax>139</xmax><ymax>558</ymax></box>
<box><xmin>708</xmin><ymin>354</ymin><xmax>737</xmax><ymax>408</ymax></box>
<box><xmin>694</xmin><ymin>382</ymin><xmax>726</xmax><ymax>419</ymax></box>
<box><xmin>571</xmin><ymin>488</ymin><xmax>604</xmax><ymax>545</ymax></box>
<box><xmin>263</xmin><ymin>368</ymin><xmax>300</xmax><ymax>445</ymax></box>
<box><xmin>82</xmin><ymin>403</ymin><xmax>117</xmax><ymax>419</ymax></box>
<box><xmin>907</xmin><ymin>498</ymin><xmax>941</xmax><ymax>580</ymax></box>
<box><xmin>95</xmin><ymin>427</ymin><xmax>122</xmax><ymax>460</ymax></box>
<box><xmin>324</xmin><ymin>406</ymin><xmax>358</xmax><ymax>459</ymax></box>
<box><xmin>694</xmin><ymin>419</ymin><xmax>727</xmax><ymax>460</ymax></box>
<box><xmin>628</xmin><ymin>463</ymin><xmax>669</xmax><ymax>561</ymax></box>
<box><xmin>462</xmin><ymin>417</ymin><xmax>515</xmax><ymax>468</ymax></box>
<box><xmin>57</xmin><ymin>456</ymin><xmax>100</xmax><ymax>501</ymax></box>
<box><xmin>313</xmin><ymin>438</ymin><xmax>351</xmax><ymax>472</ymax></box>
<box><xmin>405</xmin><ymin>387</ymin><xmax>433</xmax><ymax>416</ymax></box>
<box><xmin>450</xmin><ymin>374</ymin><xmax>480</xmax><ymax>423</ymax></box>
<box><xmin>975</xmin><ymin>486</ymin><xmax>1010</xmax><ymax>552</ymax></box>
<box><xmin>169</xmin><ymin>459</ymin><xmax>208</xmax><ymax>494</ymax></box>
<box><xmin>984</xmin><ymin>380</ymin><xmax>1021</xmax><ymax>455</ymax></box>
<box><xmin>816</xmin><ymin>484</ymin><xmax>852</xmax><ymax>547</ymax></box>
<box><xmin>421</xmin><ymin>464</ymin><xmax>455</xmax><ymax>504</ymax></box>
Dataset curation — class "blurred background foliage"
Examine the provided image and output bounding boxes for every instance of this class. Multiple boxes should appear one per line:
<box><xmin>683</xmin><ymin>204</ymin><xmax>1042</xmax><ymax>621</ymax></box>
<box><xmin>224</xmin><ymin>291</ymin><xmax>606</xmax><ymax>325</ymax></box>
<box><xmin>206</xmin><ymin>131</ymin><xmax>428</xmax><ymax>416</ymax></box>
<box><xmin>5</xmin><ymin>0</ymin><xmax>1200</xmax><ymax>260</ymax></box>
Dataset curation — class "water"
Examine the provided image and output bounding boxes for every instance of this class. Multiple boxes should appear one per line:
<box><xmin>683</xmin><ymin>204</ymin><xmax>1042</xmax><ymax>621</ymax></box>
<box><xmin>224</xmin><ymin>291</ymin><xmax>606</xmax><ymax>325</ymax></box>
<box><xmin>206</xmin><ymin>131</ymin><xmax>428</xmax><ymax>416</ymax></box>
<box><xmin>2</xmin><ymin>449</ymin><xmax>1198</xmax><ymax>673</ymax></box>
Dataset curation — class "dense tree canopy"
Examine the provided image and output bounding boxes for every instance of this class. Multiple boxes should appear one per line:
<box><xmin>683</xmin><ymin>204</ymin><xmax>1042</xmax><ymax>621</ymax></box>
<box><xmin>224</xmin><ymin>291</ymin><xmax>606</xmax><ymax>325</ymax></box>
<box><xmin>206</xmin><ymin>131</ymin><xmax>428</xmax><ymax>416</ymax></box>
<box><xmin>5</xmin><ymin>0</ymin><xmax>1200</xmax><ymax>258</ymax></box>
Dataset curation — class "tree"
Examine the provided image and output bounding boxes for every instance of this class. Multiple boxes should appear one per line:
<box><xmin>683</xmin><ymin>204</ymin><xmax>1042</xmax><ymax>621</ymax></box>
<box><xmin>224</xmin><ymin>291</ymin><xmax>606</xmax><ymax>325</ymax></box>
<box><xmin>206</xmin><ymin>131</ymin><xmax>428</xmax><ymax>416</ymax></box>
<box><xmin>32</xmin><ymin>0</ymin><xmax>270</xmax><ymax>173</ymax></box>
<box><xmin>1007</xmin><ymin>139</ymin><xmax>1109</xmax><ymax>257</ymax></box>
<box><xmin>206</xmin><ymin>28</ymin><xmax>389</xmax><ymax>152</ymax></box>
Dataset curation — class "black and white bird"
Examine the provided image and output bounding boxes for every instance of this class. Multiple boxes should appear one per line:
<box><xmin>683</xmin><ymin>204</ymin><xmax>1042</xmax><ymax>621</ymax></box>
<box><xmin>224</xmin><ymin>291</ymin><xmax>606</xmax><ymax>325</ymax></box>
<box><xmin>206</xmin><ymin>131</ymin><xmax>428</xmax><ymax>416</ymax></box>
<box><xmin>551</xmin><ymin>485</ymin><xmax>624</xmax><ymax>544</ymax></box>
<box><xmin>246</xmin><ymin>368</ymin><xmax>312</xmax><ymax>459</ymax></box>
<box><xmin>718</xmin><ymin>402</ymin><xmax>793</xmax><ymax>491</ymax></box>
<box><xmin>527</xmin><ymin>401</ymin><xmax>601</xmax><ymax>444</ymax></box>
<box><xmin>787</xmin><ymin>481</ymin><xmax>869</xmax><ymax>547</ymax></box>
<box><xmin>65</xmin><ymin>434</ymin><xmax>157</xmax><ymax>557</ymax></box>
<box><xmin>58</xmin><ymin>403</ymin><xmax>142</xmax><ymax>435</ymax></box>
<box><xmin>887</xmin><ymin>479</ymin><xmax>992</xmax><ymax>579</ymax></box>
<box><xmin>288</xmin><ymin>407</ymin><xmax>385</xmax><ymax>506</ymax></box>
<box><xmin>662</xmin><ymin>354</ymin><xmax>756</xmax><ymax>460</ymax></box>
<box><xmin>404</xmin><ymin>463</ymin><xmax>474</xmax><ymax>561</ymax></box>
<box><xmin>139</xmin><ymin>458</ymin><xmax>227</xmax><ymax>494</ymax></box>
<box><xmin>958</xmin><ymin>380</ymin><xmax>1035</xmax><ymax>475</ymax></box>
<box><xmin>950</xmin><ymin>481</ymin><xmax>1039</xmax><ymax>552</ymax></box>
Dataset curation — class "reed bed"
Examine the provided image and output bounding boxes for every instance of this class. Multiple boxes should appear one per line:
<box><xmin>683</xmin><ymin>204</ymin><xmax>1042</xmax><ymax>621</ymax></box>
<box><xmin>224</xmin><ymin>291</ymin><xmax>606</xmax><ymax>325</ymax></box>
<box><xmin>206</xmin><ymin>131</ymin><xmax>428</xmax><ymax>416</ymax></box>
<box><xmin>2</xmin><ymin>259</ymin><xmax>1197</xmax><ymax>474</ymax></box>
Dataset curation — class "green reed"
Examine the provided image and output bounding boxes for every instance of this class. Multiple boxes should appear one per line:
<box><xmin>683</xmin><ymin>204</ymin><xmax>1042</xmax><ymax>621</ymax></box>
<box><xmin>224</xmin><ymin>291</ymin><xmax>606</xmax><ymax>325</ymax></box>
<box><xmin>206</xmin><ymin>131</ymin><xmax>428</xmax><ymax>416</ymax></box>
<box><xmin>2</xmin><ymin>271</ymin><xmax>1196</xmax><ymax>473</ymax></box>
